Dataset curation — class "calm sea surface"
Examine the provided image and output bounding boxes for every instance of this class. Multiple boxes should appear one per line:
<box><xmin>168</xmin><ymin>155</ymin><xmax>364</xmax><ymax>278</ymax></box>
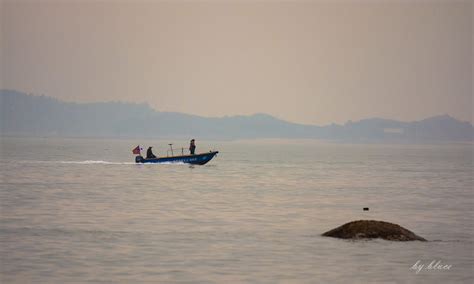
<box><xmin>0</xmin><ymin>137</ymin><xmax>472</xmax><ymax>283</ymax></box>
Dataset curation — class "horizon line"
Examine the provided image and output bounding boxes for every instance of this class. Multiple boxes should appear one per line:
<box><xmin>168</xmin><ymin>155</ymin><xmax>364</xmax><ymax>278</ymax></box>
<box><xmin>1</xmin><ymin>88</ymin><xmax>471</xmax><ymax>126</ymax></box>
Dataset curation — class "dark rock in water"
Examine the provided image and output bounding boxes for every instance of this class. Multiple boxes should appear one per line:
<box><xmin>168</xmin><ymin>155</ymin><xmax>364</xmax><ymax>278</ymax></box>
<box><xmin>322</xmin><ymin>220</ymin><xmax>427</xmax><ymax>241</ymax></box>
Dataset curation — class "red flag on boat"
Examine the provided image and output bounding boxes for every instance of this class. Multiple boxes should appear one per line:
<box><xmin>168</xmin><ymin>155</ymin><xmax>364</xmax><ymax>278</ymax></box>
<box><xmin>132</xmin><ymin>145</ymin><xmax>141</xmax><ymax>155</ymax></box>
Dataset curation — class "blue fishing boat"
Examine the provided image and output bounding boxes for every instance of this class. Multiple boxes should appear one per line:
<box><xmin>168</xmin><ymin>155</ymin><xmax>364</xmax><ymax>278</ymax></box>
<box><xmin>133</xmin><ymin>144</ymin><xmax>218</xmax><ymax>165</ymax></box>
<box><xmin>135</xmin><ymin>151</ymin><xmax>218</xmax><ymax>165</ymax></box>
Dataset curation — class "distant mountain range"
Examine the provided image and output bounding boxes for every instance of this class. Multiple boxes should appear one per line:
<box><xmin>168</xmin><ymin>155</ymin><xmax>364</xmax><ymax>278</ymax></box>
<box><xmin>1</xmin><ymin>89</ymin><xmax>473</xmax><ymax>142</ymax></box>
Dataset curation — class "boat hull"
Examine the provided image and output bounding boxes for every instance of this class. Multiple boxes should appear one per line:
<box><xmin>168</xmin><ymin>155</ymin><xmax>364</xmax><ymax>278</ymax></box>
<box><xmin>135</xmin><ymin>151</ymin><xmax>218</xmax><ymax>165</ymax></box>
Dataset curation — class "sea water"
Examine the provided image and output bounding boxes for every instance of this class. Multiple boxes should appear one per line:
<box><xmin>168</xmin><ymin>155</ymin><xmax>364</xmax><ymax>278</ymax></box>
<box><xmin>0</xmin><ymin>137</ymin><xmax>472</xmax><ymax>283</ymax></box>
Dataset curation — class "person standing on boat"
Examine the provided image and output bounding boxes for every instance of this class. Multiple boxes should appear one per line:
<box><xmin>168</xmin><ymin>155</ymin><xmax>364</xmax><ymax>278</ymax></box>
<box><xmin>146</xmin><ymin>146</ymin><xmax>157</xmax><ymax>159</ymax></box>
<box><xmin>189</xmin><ymin>139</ymin><xmax>196</xmax><ymax>155</ymax></box>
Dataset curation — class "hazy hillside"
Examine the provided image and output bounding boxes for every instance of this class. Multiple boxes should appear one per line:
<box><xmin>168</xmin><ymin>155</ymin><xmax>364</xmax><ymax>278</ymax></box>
<box><xmin>1</xmin><ymin>90</ymin><xmax>472</xmax><ymax>142</ymax></box>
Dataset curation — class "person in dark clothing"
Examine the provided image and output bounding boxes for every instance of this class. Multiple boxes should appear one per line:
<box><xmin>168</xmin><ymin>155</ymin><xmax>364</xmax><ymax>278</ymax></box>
<box><xmin>189</xmin><ymin>139</ymin><xmax>196</xmax><ymax>155</ymax></box>
<box><xmin>146</xmin><ymin>146</ymin><xmax>157</xmax><ymax>159</ymax></box>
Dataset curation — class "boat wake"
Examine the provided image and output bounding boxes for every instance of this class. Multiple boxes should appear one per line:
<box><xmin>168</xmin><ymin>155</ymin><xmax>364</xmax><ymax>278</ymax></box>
<box><xmin>14</xmin><ymin>160</ymin><xmax>195</xmax><ymax>166</ymax></box>
<box><xmin>15</xmin><ymin>160</ymin><xmax>136</xmax><ymax>165</ymax></box>
<box><xmin>59</xmin><ymin>160</ymin><xmax>136</xmax><ymax>165</ymax></box>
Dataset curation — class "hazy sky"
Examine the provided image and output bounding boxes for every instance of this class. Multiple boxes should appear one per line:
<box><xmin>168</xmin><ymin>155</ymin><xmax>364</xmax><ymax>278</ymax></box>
<box><xmin>1</xmin><ymin>0</ymin><xmax>472</xmax><ymax>125</ymax></box>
